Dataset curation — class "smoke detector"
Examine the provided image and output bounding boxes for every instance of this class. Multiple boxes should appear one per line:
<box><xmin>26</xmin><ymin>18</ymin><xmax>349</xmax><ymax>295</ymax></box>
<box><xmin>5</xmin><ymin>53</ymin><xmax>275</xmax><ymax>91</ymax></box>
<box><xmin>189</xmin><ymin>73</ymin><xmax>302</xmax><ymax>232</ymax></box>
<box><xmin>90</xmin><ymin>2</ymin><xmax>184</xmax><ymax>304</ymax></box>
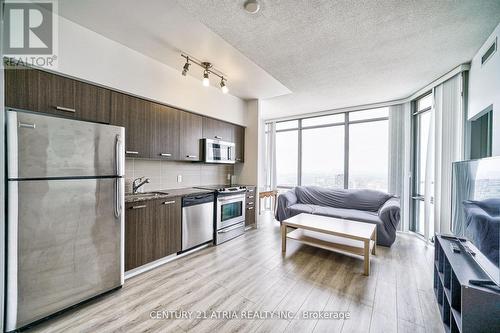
<box><xmin>243</xmin><ymin>0</ymin><xmax>260</xmax><ymax>14</ymax></box>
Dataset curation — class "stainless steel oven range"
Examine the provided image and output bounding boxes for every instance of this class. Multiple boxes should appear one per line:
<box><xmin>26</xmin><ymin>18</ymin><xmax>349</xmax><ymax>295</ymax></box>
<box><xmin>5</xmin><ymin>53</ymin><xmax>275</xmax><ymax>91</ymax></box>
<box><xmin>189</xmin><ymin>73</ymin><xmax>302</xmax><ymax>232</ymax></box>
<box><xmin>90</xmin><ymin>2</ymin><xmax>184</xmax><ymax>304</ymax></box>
<box><xmin>194</xmin><ymin>185</ymin><xmax>246</xmax><ymax>244</ymax></box>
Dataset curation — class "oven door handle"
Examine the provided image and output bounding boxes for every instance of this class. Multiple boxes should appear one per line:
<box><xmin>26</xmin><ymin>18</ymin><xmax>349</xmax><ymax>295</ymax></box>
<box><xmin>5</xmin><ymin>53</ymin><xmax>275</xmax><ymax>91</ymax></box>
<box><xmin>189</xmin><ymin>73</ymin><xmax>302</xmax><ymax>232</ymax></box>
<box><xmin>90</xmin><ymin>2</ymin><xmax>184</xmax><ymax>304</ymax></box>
<box><xmin>218</xmin><ymin>195</ymin><xmax>245</xmax><ymax>202</ymax></box>
<box><xmin>218</xmin><ymin>198</ymin><xmax>235</xmax><ymax>202</ymax></box>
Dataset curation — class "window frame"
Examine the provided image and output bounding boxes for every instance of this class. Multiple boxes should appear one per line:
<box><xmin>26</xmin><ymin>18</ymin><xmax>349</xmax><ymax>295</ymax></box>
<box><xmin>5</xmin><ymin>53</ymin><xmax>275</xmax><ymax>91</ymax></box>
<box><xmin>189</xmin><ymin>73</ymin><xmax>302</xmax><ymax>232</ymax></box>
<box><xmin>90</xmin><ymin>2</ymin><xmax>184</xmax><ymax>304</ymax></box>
<box><xmin>410</xmin><ymin>91</ymin><xmax>433</xmax><ymax>235</ymax></box>
<box><xmin>272</xmin><ymin>108</ymin><xmax>389</xmax><ymax>189</ymax></box>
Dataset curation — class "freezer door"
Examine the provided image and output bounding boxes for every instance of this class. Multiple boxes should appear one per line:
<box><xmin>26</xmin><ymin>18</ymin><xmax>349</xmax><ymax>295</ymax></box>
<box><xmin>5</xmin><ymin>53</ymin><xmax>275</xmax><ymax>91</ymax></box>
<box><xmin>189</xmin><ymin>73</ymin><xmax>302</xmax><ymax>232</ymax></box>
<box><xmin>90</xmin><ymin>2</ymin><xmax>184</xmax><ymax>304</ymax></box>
<box><xmin>7</xmin><ymin>110</ymin><xmax>125</xmax><ymax>179</ymax></box>
<box><xmin>6</xmin><ymin>178</ymin><xmax>124</xmax><ymax>331</ymax></box>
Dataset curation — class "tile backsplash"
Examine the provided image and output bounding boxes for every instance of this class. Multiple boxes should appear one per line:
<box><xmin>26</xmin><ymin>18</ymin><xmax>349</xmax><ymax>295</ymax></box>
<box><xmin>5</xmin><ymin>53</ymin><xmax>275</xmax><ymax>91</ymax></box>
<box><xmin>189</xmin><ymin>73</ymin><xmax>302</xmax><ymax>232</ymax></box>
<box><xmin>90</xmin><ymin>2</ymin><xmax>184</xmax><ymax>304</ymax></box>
<box><xmin>125</xmin><ymin>159</ymin><xmax>234</xmax><ymax>193</ymax></box>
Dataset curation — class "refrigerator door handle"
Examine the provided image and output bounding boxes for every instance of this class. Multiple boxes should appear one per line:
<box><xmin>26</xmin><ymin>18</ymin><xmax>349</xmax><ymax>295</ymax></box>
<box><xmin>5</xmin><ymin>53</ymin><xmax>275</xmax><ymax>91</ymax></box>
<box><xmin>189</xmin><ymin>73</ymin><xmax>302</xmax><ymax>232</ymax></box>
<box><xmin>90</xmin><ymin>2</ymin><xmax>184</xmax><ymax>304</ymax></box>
<box><xmin>115</xmin><ymin>134</ymin><xmax>123</xmax><ymax>176</ymax></box>
<box><xmin>114</xmin><ymin>178</ymin><xmax>123</xmax><ymax>218</ymax></box>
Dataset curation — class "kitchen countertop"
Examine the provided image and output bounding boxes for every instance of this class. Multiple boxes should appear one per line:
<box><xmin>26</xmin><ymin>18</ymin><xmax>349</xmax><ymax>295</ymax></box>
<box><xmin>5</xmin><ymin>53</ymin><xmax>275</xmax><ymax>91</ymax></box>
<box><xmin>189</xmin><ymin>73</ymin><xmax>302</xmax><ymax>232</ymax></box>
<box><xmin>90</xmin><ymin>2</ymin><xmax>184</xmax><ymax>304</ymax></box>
<box><xmin>125</xmin><ymin>187</ymin><xmax>215</xmax><ymax>203</ymax></box>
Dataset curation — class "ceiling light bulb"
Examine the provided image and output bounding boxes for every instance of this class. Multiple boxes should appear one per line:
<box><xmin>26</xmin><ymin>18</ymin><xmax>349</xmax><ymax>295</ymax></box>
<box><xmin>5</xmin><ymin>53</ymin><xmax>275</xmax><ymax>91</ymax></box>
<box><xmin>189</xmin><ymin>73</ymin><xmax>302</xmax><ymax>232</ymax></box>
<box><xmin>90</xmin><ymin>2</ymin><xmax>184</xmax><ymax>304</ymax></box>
<box><xmin>220</xmin><ymin>79</ymin><xmax>228</xmax><ymax>94</ymax></box>
<box><xmin>182</xmin><ymin>61</ymin><xmax>190</xmax><ymax>76</ymax></box>
<box><xmin>202</xmin><ymin>70</ymin><xmax>210</xmax><ymax>87</ymax></box>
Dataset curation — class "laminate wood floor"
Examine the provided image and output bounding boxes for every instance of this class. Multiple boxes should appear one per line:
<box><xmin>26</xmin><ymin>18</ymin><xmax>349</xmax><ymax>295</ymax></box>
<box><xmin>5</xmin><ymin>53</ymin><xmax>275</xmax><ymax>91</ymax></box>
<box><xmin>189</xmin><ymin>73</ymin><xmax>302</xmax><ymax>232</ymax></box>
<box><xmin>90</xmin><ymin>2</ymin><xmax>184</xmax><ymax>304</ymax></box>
<box><xmin>28</xmin><ymin>212</ymin><xmax>443</xmax><ymax>333</ymax></box>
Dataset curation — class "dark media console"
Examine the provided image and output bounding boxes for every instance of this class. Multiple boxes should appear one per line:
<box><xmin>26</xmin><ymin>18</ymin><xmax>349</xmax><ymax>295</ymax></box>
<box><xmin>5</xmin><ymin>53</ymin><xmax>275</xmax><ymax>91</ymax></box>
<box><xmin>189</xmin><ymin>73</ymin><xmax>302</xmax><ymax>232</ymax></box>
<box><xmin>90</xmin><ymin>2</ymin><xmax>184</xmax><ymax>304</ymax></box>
<box><xmin>434</xmin><ymin>235</ymin><xmax>500</xmax><ymax>333</ymax></box>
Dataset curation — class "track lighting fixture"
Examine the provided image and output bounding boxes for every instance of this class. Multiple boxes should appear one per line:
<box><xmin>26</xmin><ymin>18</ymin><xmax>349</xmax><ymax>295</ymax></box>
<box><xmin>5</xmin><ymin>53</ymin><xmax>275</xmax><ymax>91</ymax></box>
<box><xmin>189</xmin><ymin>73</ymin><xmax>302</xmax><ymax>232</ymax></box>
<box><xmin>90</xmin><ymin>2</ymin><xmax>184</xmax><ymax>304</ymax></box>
<box><xmin>180</xmin><ymin>54</ymin><xmax>229</xmax><ymax>94</ymax></box>
<box><xmin>220</xmin><ymin>77</ymin><xmax>228</xmax><ymax>94</ymax></box>
<box><xmin>182</xmin><ymin>58</ymin><xmax>190</xmax><ymax>76</ymax></box>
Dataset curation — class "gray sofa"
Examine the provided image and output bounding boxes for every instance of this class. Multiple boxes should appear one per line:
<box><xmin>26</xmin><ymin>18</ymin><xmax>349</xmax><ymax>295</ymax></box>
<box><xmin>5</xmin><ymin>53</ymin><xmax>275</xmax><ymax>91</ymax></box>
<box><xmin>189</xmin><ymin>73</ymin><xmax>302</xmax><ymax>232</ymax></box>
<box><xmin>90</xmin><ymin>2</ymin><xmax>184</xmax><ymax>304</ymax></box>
<box><xmin>275</xmin><ymin>186</ymin><xmax>401</xmax><ymax>246</ymax></box>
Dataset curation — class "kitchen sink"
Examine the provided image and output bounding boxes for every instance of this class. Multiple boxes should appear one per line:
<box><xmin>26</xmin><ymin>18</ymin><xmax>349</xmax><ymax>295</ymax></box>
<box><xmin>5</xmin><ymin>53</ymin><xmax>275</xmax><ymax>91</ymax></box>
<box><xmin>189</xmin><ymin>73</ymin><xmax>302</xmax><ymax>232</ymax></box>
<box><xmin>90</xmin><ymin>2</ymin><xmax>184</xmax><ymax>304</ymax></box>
<box><xmin>126</xmin><ymin>191</ymin><xmax>169</xmax><ymax>197</ymax></box>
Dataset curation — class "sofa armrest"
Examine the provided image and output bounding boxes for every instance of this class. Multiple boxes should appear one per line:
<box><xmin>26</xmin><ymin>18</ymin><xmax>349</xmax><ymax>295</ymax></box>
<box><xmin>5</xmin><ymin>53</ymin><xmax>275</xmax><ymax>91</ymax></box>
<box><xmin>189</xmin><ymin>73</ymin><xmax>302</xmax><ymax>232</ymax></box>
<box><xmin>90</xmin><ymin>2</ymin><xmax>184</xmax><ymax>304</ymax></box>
<box><xmin>275</xmin><ymin>189</ymin><xmax>297</xmax><ymax>221</ymax></box>
<box><xmin>378</xmin><ymin>197</ymin><xmax>401</xmax><ymax>231</ymax></box>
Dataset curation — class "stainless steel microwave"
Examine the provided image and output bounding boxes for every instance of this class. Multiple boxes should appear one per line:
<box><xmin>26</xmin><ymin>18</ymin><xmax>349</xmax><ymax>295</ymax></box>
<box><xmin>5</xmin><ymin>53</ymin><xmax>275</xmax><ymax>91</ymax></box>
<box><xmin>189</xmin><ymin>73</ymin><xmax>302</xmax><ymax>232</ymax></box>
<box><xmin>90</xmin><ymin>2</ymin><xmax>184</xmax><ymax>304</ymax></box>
<box><xmin>202</xmin><ymin>138</ymin><xmax>235</xmax><ymax>164</ymax></box>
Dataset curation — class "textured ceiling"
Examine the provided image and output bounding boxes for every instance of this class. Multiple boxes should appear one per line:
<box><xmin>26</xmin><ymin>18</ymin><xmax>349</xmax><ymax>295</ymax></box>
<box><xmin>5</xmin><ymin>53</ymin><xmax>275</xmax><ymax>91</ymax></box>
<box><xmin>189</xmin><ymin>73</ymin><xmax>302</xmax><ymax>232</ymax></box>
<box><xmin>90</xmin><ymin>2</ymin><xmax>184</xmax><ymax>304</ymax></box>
<box><xmin>176</xmin><ymin>0</ymin><xmax>500</xmax><ymax>119</ymax></box>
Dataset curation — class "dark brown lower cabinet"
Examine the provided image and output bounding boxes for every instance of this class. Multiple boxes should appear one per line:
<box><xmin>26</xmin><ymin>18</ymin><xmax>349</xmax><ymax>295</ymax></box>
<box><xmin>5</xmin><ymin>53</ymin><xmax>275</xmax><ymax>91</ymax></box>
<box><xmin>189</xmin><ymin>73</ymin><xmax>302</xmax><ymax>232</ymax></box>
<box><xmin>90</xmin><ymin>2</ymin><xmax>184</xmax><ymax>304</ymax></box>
<box><xmin>153</xmin><ymin>198</ymin><xmax>182</xmax><ymax>260</ymax></box>
<box><xmin>125</xmin><ymin>197</ymin><xmax>182</xmax><ymax>271</ymax></box>
<box><xmin>125</xmin><ymin>201</ymin><xmax>155</xmax><ymax>271</ymax></box>
<box><xmin>245</xmin><ymin>186</ymin><xmax>256</xmax><ymax>227</ymax></box>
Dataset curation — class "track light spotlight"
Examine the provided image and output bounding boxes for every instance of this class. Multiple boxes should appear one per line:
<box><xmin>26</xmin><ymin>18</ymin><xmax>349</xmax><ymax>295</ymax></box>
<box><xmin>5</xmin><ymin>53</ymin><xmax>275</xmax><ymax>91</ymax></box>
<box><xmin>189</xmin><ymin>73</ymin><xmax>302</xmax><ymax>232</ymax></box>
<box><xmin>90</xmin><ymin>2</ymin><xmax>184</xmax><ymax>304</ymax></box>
<box><xmin>181</xmin><ymin>59</ymin><xmax>190</xmax><ymax>76</ymax></box>
<box><xmin>202</xmin><ymin>70</ymin><xmax>210</xmax><ymax>87</ymax></box>
<box><xmin>220</xmin><ymin>78</ymin><xmax>228</xmax><ymax>94</ymax></box>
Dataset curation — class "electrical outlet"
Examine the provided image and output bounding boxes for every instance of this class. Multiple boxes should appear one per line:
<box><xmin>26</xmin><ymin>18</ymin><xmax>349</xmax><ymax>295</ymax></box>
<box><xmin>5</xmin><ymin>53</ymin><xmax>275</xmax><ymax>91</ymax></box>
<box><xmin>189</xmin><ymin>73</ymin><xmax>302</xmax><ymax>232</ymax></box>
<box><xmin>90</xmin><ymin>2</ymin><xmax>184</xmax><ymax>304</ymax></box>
<box><xmin>177</xmin><ymin>175</ymin><xmax>182</xmax><ymax>183</ymax></box>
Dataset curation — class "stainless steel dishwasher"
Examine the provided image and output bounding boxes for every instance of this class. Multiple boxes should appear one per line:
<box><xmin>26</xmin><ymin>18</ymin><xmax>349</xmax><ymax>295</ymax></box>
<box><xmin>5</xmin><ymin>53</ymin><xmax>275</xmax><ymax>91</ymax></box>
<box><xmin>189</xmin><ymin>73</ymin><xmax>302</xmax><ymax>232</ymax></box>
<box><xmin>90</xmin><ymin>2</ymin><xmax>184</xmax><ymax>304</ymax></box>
<box><xmin>181</xmin><ymin>193</ymin><xmax>215</xmax><ymax>251</ymax></box>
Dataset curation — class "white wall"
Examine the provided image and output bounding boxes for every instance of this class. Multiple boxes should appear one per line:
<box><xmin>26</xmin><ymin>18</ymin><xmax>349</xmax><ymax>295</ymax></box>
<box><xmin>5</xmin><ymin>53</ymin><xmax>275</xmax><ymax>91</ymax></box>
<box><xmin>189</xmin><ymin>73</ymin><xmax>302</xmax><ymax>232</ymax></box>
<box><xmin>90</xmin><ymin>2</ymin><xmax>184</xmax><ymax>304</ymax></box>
<box><xmin>44</xmin><ymin>16</ymin><xmax>247</xmax><ymax>126</ymax></box>
<box><xmin>468</xmin><ymin>22</ymin><xmax>500</xmax><ymax>155</ymax></box>
<box><xmin>235</xmin><ymin>100</ymin><xmax>260</xmax><ymax>186</ymax></box>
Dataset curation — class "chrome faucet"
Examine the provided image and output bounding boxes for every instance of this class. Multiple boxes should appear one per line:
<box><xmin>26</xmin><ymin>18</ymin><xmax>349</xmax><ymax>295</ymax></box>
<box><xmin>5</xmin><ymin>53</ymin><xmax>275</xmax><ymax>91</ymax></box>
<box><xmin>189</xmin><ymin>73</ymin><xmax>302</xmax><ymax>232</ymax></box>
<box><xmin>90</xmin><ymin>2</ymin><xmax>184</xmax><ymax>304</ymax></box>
<box><xmin>132</xmin><ymin>177</ymin><xmax>150</xmax><ymax>194</ymax></box>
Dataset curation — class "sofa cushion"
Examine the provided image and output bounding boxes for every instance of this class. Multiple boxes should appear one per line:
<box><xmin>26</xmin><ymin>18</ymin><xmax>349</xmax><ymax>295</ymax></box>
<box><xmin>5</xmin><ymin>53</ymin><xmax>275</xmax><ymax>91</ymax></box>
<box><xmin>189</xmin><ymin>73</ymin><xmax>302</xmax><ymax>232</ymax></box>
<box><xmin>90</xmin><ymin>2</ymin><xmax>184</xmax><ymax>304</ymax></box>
<box><xmin>288</xmin><ymin>203</ymin><xmax>315</xmax><ymax>216</ymax></box>
<box><xmin>295</xmin><ymin>186</ymin><xmax>392</xmax><ymax>212</ymax></box>
<box><xmin>288</xmin><ymin>204</ymin><xmax>382</xmax><ymax>226</ymax></box>
<box><xmin>312</xmin><ymin>206</ymin><xmax>382</xmax><ymax>225</ymax></box>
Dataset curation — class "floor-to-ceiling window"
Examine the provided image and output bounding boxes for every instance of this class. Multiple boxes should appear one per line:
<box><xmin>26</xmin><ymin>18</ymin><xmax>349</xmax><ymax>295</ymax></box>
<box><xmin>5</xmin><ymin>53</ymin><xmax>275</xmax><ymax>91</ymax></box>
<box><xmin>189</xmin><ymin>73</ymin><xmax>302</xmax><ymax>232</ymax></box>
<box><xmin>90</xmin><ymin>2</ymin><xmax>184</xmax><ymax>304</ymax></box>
<box><xmin>275</xmin><ymin>120</ymin><xmax>299</xmax><ymax>187</ymax></box>
<box><xmin>411</xmin><ymin>93</ymin><xmax>434</xmax><ymax>236</ymax></box>
<box><xmin>272</xmin><ymin>108</ymin><xmax>389</xmax><ymax>191</ymax></box>
<box><xmin>348</xmin><ymin>109</ymin><xmax>389</xmax><ymax>191</ymax></box>
<box><xmin>301</xmin><ymin>114</ymin><xmax>345</xmax><ymax>188</ymax></box>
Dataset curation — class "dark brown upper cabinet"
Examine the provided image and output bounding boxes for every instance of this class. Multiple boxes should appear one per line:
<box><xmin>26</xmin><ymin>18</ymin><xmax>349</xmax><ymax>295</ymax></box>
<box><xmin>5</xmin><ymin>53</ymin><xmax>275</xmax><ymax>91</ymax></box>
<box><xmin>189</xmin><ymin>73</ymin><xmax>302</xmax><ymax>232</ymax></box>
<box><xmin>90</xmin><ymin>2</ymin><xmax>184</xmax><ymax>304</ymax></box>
<box><xmin>179</xmin><ymin>111</ymin><xmax>202</xmax><ymax>161</ymax></box>
<box><xmin>5</xmin><ymin>67</ymin><xmax>111</xmax><ymax>123</ymax></box>
<box><xmin>232</xmin><ymin>125</ymin><xmax>245</xmax><ymax>162</ymax></box>
<box><xmin>110</xmin><ymin>92</ymin><xmax>154</xmax><ymax>159</ymax></box>
<box><xmin>74</xmin><ymin>81</ymin><xmax>111</xmax><ymax>124</ymax></box>
<box><xmin>202</xmin><ymin>117</ymin><xmax>234</xmax><ymax>142</ymax></box>
<box><xmin>37</xmin><ymin>70</ymin><xmax>76</xmax><ymax>117</ymax></box>
<box><xmin>5</xmin><ymin>67</ymin><xmax>40</xmax><ymax>112</ymax></box>
<box><xmin>152</xmin><ymin>103</ymin><xmax>180</xmax><ymax>160</ymax></box>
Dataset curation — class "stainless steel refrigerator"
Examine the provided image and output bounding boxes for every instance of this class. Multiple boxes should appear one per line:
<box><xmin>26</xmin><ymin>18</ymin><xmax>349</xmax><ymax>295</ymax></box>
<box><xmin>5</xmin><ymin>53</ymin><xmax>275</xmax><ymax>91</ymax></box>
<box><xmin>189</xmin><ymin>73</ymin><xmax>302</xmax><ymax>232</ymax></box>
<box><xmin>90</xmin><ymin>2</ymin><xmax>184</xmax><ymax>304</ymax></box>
<box><xmin>5</xmin><ymin>109</ymin><xmax>125</xmax><ymax>331</ymax></box>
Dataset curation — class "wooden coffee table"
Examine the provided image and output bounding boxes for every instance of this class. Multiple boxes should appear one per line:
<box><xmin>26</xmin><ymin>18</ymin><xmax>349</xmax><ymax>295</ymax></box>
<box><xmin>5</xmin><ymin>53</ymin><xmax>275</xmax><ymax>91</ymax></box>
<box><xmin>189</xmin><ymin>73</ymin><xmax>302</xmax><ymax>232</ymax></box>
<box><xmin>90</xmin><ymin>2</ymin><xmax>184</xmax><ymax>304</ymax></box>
<box><xmin>281</xmin><ymin>213</ymin><xmax>377</xmax><ymax>276</ymax></box>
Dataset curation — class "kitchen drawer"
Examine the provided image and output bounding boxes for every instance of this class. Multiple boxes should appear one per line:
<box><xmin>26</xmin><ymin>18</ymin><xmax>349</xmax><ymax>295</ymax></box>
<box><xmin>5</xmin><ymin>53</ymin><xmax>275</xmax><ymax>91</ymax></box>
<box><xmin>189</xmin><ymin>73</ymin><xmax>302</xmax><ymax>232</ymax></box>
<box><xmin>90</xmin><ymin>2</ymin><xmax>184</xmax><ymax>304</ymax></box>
<box><xmin>216</xmin><ymin>222</ymin><xmax>245</xmax><ymax>244</ymax></box>
<box><xmin>245</xmin><ymin>206</ymin><xmax>256</xmax><ymax>227</ymax></box>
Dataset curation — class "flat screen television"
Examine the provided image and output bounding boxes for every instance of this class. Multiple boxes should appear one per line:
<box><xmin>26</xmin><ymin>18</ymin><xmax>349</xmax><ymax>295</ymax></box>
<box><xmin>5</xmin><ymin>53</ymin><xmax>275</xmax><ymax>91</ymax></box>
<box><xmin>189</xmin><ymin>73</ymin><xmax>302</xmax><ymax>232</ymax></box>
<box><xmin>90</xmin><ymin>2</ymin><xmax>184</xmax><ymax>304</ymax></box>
<box><xmin>452</xmin><ymin>156</ymin><xmax>500</xmax><ymax>286</ymax></box>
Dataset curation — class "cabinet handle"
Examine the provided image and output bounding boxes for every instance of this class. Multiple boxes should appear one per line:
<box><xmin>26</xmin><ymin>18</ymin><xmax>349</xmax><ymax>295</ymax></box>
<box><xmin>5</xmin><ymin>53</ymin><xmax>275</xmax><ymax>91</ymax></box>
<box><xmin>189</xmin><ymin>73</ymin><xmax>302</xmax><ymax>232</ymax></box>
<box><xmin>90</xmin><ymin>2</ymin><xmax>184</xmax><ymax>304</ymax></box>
<box><xmin>186</xmin><ymin>155</ymin><xmax>197</xmax><ymax>158</ymax></box>
<box><xmin>247</xmin><ymin>196</ymin><xmax>254</xmax><ymax>199</ymax></box>
<box><xmin>126</xmin><ymin>151</ymin><xmax>139</xmax><ymax>155</ymax></box>
<box><xmin>247</xmin><ymin>207</ymin><xmax>254</xmax><ymax>210</ymax></box>
<box><xmin>55</xmin><ymin>106</ymin><xmax>76</xmax><ymax>113</ymax></box>
<box><xmin>160</xmin><ymin>153</ymin><xmax>172</xmax><ymax>157</ymax></box>
<box><xmin>162</xmin><ymin>201</ymin><xmax>175</xmax><ymax>205</ymax></box>
<box><xmin>131</xmin><ymin>205</ymin><xmax>146</xmax><ymax>209</ymax></box>
<box><xmin>214</xmin><ymin>136</ymin><xmax>222</xmax><ymax>140</ymax></box>
<box><xmin>18</xmin><ymin>122</ymin><xmax>36</xmax><ymax>129</ymax></box>
<box><xmin>236</xmin><ymin>158</ymin><xmax>242</xmax><ymax>162</ymax></box>
<box><xmin>247</xmin><ymin>202</ymin><xmax>254</xmax><ymax>206</ymax></box>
